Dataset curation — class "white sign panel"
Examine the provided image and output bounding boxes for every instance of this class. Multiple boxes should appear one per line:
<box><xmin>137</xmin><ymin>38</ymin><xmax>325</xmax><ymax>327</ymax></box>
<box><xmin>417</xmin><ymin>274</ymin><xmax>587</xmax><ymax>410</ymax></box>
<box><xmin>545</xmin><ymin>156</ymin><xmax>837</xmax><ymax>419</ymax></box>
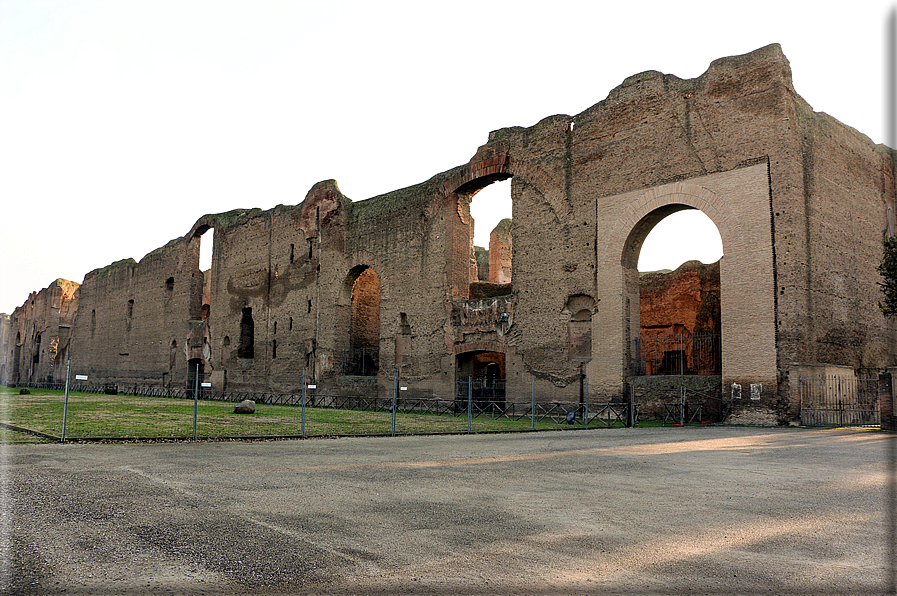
<box><xmin>75</xmin><ymin>375</ymin><xmax>88</xmax><ymax>381</ymax></box>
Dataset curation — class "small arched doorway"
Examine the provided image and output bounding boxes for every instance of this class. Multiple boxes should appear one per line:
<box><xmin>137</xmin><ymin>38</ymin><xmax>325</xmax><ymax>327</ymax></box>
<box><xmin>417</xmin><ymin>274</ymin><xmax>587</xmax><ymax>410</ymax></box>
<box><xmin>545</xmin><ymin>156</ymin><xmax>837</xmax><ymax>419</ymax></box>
<box><xmin>455</xmin><ymin>349</ymin><xmax>506</xmax><ymax>411</ymax></box>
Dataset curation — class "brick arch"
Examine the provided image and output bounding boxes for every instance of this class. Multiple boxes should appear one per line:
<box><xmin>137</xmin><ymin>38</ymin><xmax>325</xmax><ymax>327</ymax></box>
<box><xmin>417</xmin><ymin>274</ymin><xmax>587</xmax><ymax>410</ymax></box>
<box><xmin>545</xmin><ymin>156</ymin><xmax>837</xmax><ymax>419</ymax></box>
<box><xmin>443</xmin><ymin>147</ymin><xmax>567</xmax><ymax>220</ymax></box>
<box><xmin>453</xmin><ymin>341</ymin><xmax>506</xmax><ymax>355</ymax></box>
<box><xmin>603</xmin><ymin>182</ymin><xmax>744</xmax><ymax>269</ymax></box>
<box><xmin>336</xmin><ymin>251</ymin><xmax>388</xmax><ymax>306</ymax></box>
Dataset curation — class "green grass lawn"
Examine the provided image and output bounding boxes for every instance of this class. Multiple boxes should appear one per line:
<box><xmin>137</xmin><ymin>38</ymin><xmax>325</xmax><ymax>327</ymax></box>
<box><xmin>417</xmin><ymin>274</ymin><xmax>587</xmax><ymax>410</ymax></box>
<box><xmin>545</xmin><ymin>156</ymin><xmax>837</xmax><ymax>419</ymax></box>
<box><xmin>0</xmin><ymin>387</ymin><xmax>640</xmax><ymax>442</ymax></box>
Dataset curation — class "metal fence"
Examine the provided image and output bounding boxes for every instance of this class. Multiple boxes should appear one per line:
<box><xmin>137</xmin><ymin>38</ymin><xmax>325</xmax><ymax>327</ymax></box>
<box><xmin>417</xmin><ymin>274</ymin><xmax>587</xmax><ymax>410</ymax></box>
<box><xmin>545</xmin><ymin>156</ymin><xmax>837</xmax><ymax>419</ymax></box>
<box><xmin>340</xmin><ymin>348</ymin><xmax>378</xmax><ymax>376</ymax></box>
<box><xmin>631</xmin><ymin>332</ymin><xmax>720</xmax><ymax>376</ymax></box>
<box><xmin>798</xmin><ymin>375</ymin><xmax>880</xmax><ymax>427</ymax></box>
<box><xmin>4</xmin><ymin>371</ymin><xmax>640</xmax><ymax>441</ymax></box>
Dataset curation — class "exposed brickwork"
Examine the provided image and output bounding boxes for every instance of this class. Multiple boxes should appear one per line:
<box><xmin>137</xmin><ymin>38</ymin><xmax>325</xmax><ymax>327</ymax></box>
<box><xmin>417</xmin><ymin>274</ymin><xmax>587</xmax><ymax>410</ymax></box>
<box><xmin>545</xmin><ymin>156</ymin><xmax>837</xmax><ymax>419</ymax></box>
<box><xmin>1</xmin><ymin>279</ymin><xmax>79</xmax><ymax>385</ymax></box>
<box><xmin>2</xmin><ymin>45</ymin><xmax>894</xmax><ymax>425</ymax></box>
<box><xmin>488</xmin><ymin>219</ymin><xmax>513</xmax><ymax>284</ymax></box>
<box><xmin>640</xmin><ymin>261</ymin><xmax>721</xmax><ymax>336</ymax></box>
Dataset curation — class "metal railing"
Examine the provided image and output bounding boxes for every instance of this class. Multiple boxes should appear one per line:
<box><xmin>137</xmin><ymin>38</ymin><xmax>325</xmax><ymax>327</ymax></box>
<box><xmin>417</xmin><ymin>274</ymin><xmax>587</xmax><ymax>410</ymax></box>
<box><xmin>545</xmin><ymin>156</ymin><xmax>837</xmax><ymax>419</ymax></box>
<box><xmin>6</xmin><ymin>370</ymin><xmax>643</xmax><ymax>440</ymax></box>
<box><xmin>631</xmin><ymin>332</ymin><xmax>720</xmax><ymax>376</ymax></box>
<box><xmin>340</xmin><ymin>348</ymin><xmax>379</xmax><ymax>376</ymax></box>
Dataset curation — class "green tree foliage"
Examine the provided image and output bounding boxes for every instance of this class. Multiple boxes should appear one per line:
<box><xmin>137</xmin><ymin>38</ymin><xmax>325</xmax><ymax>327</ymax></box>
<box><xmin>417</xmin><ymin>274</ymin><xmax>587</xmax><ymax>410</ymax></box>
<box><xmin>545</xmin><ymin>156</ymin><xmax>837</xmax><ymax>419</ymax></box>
<box><xmin>877</xmin><ymin>234</ymin><xmax>897</xmax><ymax>315</ymax></box>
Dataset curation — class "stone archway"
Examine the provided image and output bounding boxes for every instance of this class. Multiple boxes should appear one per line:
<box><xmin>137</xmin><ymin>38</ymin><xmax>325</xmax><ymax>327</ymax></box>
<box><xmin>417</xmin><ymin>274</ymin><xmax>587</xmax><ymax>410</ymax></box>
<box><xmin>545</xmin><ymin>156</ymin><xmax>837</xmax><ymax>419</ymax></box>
<box><xmin>593</xmin><ymin>166</ymin><xmax>777</xmax><ymax>401</ymax></box>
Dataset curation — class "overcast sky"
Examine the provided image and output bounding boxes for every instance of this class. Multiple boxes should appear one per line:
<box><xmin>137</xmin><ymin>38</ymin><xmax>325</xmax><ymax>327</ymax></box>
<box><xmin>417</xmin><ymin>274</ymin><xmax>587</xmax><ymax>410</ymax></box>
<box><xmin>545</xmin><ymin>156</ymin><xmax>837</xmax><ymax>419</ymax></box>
<box><xmin>1</xmin><ymin>0</ymin><xmax>893</xmax><ymax>314</ymax></box>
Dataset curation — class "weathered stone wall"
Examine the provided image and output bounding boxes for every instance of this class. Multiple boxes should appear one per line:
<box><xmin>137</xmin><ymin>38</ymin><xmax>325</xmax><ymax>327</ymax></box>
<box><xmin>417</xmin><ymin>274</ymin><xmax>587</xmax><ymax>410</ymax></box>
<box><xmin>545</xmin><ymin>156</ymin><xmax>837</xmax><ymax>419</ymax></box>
<box><xmin>69</xmin><ymin>233</ymin><xmax>198</xmax><ymax>388</ymax></box>
<box><xmin>0</xmin><ymin>314</ymin><xmax>10</xmax><ymax>384</ymax></box>
<box><xmin>2</xmin><ymin>279</ymin><xmax>79</xmax><ymax>384</ymax></box>
<box><xmin>3</xmin><ymin>44</ymin><xmax>894</xmax><ymax>425</ymax></box>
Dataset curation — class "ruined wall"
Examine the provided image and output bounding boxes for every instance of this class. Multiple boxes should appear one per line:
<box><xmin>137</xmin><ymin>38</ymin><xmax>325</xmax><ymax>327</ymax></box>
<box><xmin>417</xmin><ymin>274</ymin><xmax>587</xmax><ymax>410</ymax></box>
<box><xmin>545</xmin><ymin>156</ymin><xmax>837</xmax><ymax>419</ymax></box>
<box><xmin>0</xmin><ymin>314</ymin><xmax>10</xmax><ymax>384</ymax></box>
<box><xmin>3</xmin><ymin>44</ymin><xmax>893</xmax><ymax>425</ymax></box>
<box><xmin>69</xmin><ymin>234</ymin><xmax>199</xmax><ymax>388</ymax></box>
<box><xmin>2</xmin><ymin>279</ymin><xmax>79</xmax><ymax>385</ymax></box>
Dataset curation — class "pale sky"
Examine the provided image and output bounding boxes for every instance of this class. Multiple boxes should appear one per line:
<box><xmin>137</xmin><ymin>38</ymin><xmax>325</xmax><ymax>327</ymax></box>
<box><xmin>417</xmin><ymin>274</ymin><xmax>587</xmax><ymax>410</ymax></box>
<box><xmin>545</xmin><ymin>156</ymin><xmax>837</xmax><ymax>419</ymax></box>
<box><xmin>1</xmin><ymin>0</ymin><xmax>893</xmax><ymax>314</ymax></box>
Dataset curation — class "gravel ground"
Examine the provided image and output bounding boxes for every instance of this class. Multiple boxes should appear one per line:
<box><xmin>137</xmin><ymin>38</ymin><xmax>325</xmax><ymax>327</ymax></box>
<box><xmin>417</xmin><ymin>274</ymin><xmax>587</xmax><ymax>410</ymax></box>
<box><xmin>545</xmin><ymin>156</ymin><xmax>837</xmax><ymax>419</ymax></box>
<box><xmin>1</xmin><ymin>426</ymin><xmax>894</xmax><ymax>595</ymax></box>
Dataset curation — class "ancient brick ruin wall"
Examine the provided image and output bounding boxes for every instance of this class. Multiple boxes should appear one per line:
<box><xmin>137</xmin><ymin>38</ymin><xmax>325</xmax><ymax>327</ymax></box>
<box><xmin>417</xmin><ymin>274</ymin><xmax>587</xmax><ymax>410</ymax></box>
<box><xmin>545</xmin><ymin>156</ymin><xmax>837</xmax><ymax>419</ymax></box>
<box><xmin>780</xmin><ymin>104</ymin><xmax>896</xmax><ymax>371</ymax></box>
<box><xmin>68</xmin><ymin>232</ymin><xmax>200</xmax><ymax>387</ymax></box>
<box><xmin>0</xmin><ymin>314</ymin><xmax>10</xmax><ymax>383</ymax></box>
<box><xmin>2</xmin><ymin>279</ymin><xmax>79</xmax><ymax>385</ymax></box>
<box><xmin>2</xmin><ymin>44</ymin><xmax>894</xmax><ymax>425</ymax></box>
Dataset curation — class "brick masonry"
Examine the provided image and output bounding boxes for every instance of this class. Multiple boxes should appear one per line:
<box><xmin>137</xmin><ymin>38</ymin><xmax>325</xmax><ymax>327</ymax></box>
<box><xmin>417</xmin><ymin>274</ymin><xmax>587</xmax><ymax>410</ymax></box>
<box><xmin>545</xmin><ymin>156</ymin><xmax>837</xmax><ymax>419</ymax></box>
<box><xmin>2</xmin><ymin>44</ymin><xmax>895</xmax><ymax>425</ymax></box>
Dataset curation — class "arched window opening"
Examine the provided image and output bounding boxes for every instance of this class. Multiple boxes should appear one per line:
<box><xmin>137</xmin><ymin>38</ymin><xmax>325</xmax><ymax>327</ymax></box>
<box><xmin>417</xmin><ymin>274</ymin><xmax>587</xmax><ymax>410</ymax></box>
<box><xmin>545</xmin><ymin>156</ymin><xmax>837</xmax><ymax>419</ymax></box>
<box><xmin>466</xmin><ymin>179</ymin><xmax>513</xmax><ymax>298</ymax></box>
<box><xmin>238</xmin><ymin>307</ymin><xmax>254</xmax><ymax>359</ymax></box>
<box><xmin>633</xmin><ymin>209</ymin><xmax>722</xmax><ymax>376</ymax></box>
<box><xmin>343</xmin><ymin>266</ymin><xmax>380</xmax><ymax>376</ymax></box>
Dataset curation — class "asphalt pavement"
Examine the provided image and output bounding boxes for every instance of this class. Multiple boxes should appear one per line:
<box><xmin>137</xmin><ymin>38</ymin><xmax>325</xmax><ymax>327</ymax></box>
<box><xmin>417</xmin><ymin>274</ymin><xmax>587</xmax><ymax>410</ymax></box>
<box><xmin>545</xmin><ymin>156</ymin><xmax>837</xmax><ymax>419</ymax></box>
<box><xmin>2</xmin><ymin>426</ymin><xmax>894</xmax><ymax>595</ymax></box>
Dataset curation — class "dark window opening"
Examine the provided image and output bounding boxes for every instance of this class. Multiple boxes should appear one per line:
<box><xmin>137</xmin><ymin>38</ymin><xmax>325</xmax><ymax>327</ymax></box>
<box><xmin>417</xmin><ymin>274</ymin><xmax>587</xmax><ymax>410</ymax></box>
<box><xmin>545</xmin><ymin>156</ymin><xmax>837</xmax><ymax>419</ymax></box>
<box><xmin>238</xmin><ymin>307</ymin><xmax>255</xmax><ymax>359</ymax></box>
<box><xmin>272</xmin><ymin>339</ymin><xmax>277</xmax><ymax>359</ymax></box>
<box><xmin>290</xmin><ymin>243</ymin><xmax>295</xmax><ymax>264</ymax></box>
<box><xmin>165</xmin><ymin>277</ymin><xmax>174</xmax><ymax>294</ymax></box>
<box><xmin>127</xmin><ymin>299</ymin><xmax>134</xmax><ymax>319</ymax></box>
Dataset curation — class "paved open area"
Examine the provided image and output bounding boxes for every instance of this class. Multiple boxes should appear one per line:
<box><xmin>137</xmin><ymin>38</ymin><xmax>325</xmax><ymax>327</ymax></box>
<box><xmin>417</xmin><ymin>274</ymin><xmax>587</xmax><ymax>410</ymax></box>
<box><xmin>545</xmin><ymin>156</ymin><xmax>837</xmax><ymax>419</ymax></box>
<box><xmin>2</xmin><ymin>426</ymin><xmax>894</xmax><ymax>595</ymax></box>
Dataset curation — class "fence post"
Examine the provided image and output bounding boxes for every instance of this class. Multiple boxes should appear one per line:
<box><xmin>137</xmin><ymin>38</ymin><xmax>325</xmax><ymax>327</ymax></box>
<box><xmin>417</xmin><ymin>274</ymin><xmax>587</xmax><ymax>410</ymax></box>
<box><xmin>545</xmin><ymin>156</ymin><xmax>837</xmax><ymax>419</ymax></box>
<box><xmin>628</xmin><ymin>383</ymin><xmax>635</xmax><ymax>428</ymax></box>
<box><xmin>531</xmin><ymin>376</ymin><xmax>536</xmax><ymax>430</ymax></box>
<box><xmin>680</xmin><ymin>386</ymin><xmax>685</xmax><ymax>425</ymax></box>
<box><xmin>467</xmin><ymin>375</ymin><xmax>472</xmax><ymax>433</ymax></box>
<box><xmin>392</xmin><ymin>369</ymin><xmax>398</xmax><ymax>437</ymax></box>
<box><xmin>61</xmin><ymin>358</ymin><xmax>71</xmax><ymax>443</ymax></box>
<box><xmin>584</xmin><ymin>376</ymin><xmax>589</xmax><ymax>429</ymax></box>
<box><xmin>301</xmin><ymin>367</ymin><xmax>306</xmax><ymax>439</ymax></box>
<box><xmin>192</xmin><ymin>362</ymin><xmax>199</xmax><ymax>440</ymax></box>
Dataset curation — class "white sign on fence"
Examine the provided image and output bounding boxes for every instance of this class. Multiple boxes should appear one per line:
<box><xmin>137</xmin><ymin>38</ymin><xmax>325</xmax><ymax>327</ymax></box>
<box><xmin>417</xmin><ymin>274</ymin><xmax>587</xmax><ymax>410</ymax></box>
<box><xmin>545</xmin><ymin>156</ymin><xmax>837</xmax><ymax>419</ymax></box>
<box><xmin>75</xmin><ymin>375</ymin><xmax>88</xmax><ymax>381</ymax></box>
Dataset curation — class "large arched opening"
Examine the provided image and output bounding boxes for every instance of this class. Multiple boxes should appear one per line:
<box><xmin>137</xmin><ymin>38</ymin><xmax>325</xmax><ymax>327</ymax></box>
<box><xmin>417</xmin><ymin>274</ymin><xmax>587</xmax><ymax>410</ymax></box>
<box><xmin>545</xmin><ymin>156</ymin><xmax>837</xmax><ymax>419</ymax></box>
<box><xmin>341</xmin><ymin>265</ymin><xmax>381</xmax><ymax>376</ymax></box>
<box><xmin>467</xmin><ymin>178</ymin><xmax>513</xmax><ymax>293</ymax></box>
<box><xmin>634</xmin><ymin>209</ymin><xmax>723</xmax><ymax>377</ymax></box>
